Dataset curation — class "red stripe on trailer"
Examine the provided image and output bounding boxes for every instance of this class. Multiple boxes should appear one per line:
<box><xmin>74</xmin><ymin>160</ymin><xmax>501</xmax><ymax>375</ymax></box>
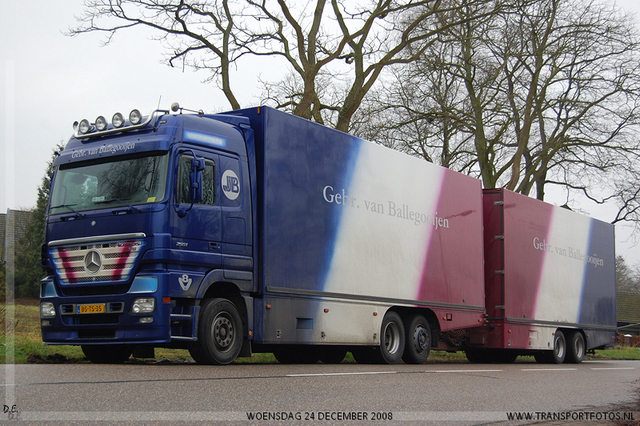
<box><xmin>417</xmin><ymin>170</ymin><xmax>485</xmax><ymax>308</ymax></box>
<box><xmin>501</xmin><ymin>190</ymin><xmax>554</xmax><ymax>323</ymax></box>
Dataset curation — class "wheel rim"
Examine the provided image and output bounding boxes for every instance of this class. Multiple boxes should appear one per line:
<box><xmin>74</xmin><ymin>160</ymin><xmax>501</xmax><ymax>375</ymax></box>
<box><xmin>575</xmin><ymin>336</ymin><xmax>584</xmax><ymax>358</ymax></box>
<box><xmin>213</xmin><ymin>313</ymin><xmax>234</xmax><ymax>351</ymax></box>
<box><xmin>555</xmin><ymin>335</ymin><xmax>565</xmax><ymax>359</ymax></box>
<box><xmin>384</xmin><ymin>322</ymin><xmax>401</xmax><ymax>355</ymax></box>
<box><xmin>414</xmin><ymin>326</ymin><xmax>429</xmax><ymax>353</ymax></box>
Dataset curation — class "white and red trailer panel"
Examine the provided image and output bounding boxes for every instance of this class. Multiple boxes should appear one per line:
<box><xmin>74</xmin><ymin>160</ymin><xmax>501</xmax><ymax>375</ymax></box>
<box><xmin>239</xmin><ymin>107</ymin><xmax>487</xmax><ymax>345</ymax></box>
<box><xmin>478</xmin><ymin>189</ymin><xmax>616</xmax><ymax>351</ymax></box>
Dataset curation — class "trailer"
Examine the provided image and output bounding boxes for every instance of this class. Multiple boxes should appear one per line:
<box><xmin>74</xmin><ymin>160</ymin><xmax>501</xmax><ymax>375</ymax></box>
<box><xmin>39</xmin><ymin>104</ymin><xmax>616</xmax><ymax>364</ymax></box>
<box><xmin>465</xmin><ymin>189</ymin><xmax>617</xmax><ymax>363</ymax></box>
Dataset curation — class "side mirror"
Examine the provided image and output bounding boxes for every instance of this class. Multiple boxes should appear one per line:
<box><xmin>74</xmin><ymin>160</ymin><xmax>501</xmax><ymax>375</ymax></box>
<box><xmin>189</xmin><ymin>157</ymin><xmax>205</xmax><ymax>204</ymax></box>
<box><xmin>177</xmin><ymin>153</ymin><xmax>205</xmax><ymax>218</ymax></box>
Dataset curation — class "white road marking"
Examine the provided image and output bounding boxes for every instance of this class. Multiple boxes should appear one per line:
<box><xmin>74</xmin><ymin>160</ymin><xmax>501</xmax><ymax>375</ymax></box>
<box><xmin>431</xmin><ymin>369</ymin><xmax>502</xmax><ymax>373</ymax></box>
<box><xmin>521</xmin><ymin>368</ymin><xmax>578</xmax><ymax>371</ymax></box>
<box><xmin>590</xmin><ymin>367</ymin><xmax>635</xmax><ymax>370</ymax></box>
<box><xmin>288</xmin><ymin>369</ymin><xmax>502</xmax><ymax>377</ymax></box>
<box><xmin>287</xmin><ymin>371</ymin><xmax>397</xmax><ymax>377</ymax></box>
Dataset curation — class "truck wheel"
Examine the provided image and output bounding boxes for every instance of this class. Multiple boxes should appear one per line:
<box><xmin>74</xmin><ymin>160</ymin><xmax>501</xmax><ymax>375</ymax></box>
<box><xmin>402</xmin><ymin>314</ymin><xmax>431</xmax><ymax>364</ymax></box>
<box><xmin>565</xmin><ymin>331</ymin><xmax>585</xmax><ymax>364</ymax></box>
<box><xmin>379</xmin><ymin>311</ymin><xmax>405</xmax><ymax>364</ymax></box>
<box><xmin>189</xmin><ymin>298</ymin><xmax>243</xmax><ymax>365</ymax></box>
<box><xmin>81</xmin><ymin>344</ymin><xmax>132</xmax><ymax>364</ymax></box>
<box><xmin>550</xmin><ymin>330</ymin><xmax>566</xmax><ymax>363</ymax></box>
<box><xmin>535</xmin><ymin>330</ymin><xmax>566</xmax><ymax>364</ymax></box>
<box><xmin>273</xmin><ymin>346</ymin><xmax>319</xmax><ymax>364</ymax></box>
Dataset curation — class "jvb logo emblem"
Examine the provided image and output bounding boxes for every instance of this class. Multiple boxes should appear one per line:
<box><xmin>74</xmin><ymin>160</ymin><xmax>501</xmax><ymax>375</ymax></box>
<box><xmin>222</xmin><ymin>170</ymin><xmax>240</xmax><ymax>200</ymax></box>
<box><xmin>178</xmin><ymin>274</ymin><xmax>192</xmax><ymax>291</ymax></box>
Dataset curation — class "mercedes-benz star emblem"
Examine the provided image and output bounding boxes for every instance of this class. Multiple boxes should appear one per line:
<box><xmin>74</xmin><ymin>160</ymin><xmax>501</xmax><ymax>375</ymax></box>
<box><xmin>84</xmin><ymin>250</ymin><xmax>102</xmax><ymax>274</ymax></box>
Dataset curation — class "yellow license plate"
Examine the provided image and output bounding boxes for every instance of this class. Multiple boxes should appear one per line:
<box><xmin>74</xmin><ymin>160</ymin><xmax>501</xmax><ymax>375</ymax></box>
<box><xmin>78</xmin><ymin>304</ymin><xmax>105</xmax><ymax>314</ymax></box>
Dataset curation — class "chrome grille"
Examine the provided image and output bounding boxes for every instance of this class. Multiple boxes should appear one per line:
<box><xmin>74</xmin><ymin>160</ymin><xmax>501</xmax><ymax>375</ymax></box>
<box><xmin>52</xmin><ymin>238</ymin><xmax>143</xmax><ymax>285</ymax></box>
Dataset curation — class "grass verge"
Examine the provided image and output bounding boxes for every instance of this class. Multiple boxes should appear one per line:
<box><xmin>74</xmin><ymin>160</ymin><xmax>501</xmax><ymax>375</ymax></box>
<box><xmin>2</xmin><ymin>301</ymin><xmax>638</xmax><ymax>364</ymax></box>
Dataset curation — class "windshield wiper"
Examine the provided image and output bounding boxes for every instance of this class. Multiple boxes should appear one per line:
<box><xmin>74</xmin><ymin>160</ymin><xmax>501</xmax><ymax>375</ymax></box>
<box><xmin>50</xmin><ymin>204</ymin><xmax>86</xmax><ymax>218</ymax></box>
<box><xmin>94</xmin><ymin>198</ymin><xmax>141</xmax><ymax>213</ymax></box>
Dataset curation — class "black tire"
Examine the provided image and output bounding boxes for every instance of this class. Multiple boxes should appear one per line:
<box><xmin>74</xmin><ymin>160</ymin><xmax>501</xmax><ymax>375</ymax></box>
<box><xmin>565</xmin><ymin>331</ymin><xmax>586</xmax><ymax>364</ymax></box>
<box><xmin>402</xmin><ymin>315</ymin><xmax>431</xmax><ymax>364</ymax></box>
<box><xmin>379</xmin><ymin>311</ymin><xmax>405</xmax><ymax>364</ymax></box>
<box><xmin>535</xmin><ymin>330</ymin><xmax>566</xmax><ymax>364</ymax></box>
<box><xmin>273</xmin><ymin>346</ymin><xmax>320</xmax><ymax>364</ymax></box>
<box><xmin>81</xmin><ymin>344</ymin><xmax>133</xmax><ymax>364</ymax></box>
<box><xmin>551</xmin><ymin>330</ymin><xmax>567</xmax><ymax>364</ymax></box>
<box><xmin>318</xmin><ymin>347</ymin><xmax>347</xmax><ymax>364</ymax></box>
<box><xmin>189</xmin><ymin>298</ymin><xmax>243</xmax><ymax>365</ymax></box>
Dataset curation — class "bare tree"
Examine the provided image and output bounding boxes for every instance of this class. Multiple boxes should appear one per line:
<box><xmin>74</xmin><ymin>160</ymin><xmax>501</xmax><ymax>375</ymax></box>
<box><xmin>71</xmin><ymin>0</ymin><xmax>243</xmax><ymax>109</ymax></box>
<box><xmin>69</xmin><ymin>0</ymin><xmax>493</xmax><ymax>132</ymax></box>
<box><xmin>372</xmin><ymin>0</ymin><xmax>640</xmax><ymax>227</ymax></box>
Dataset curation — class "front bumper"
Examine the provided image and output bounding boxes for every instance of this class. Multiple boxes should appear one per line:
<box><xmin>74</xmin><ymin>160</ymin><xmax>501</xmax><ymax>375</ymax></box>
<box><xmin>40</xmin><ymin>275</ymin><xmax>172</xmax><ymax>345</ymax></box>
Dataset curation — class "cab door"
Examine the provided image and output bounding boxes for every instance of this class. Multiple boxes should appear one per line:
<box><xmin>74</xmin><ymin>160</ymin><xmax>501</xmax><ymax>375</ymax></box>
<box><xmin>169</xmin><ymin>150</ymin><xmax>222</xmax><ymax>274</ymax></box>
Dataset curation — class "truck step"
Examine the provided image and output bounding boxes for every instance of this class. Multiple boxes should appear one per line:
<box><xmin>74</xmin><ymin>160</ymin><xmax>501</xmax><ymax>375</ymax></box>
<box><xmin>170</xmin><ymin>335</ymin><xmax>196</xmax><ymax>341</ymax></box>
<box><xmin>170</xmin><ymin>311</ymin><xmax>197</xmax><ymax>340</ymax></box>
<box><xmin>170</xmin><ymin>314</ymin><xmax>193</xmax><ymax>320</ymax></box>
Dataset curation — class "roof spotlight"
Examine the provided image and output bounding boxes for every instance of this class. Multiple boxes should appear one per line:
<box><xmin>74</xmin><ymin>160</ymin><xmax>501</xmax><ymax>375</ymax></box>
<box><xmin>129</xmin><ymin>109</ymin><xmax>142</xmax><ymax>125</ymax></box>
<box><xmin>112</xmin><ymin>112</ymin><xmax>125</xmax><ymax>128</ymax></box>
<box><xmin>78</xmin><ymin>119</ymin><xmax>91</xmax><ymax>134</ymax></box>
<box><xmin>95</xmin><ymin>116</ymin><xmax>108</xmax><ymax>131</ymax></box>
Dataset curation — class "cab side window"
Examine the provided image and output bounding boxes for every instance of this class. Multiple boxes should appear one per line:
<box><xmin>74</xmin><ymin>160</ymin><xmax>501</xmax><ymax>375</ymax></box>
<box><xmin>177</xmin><ymin>155</ymin><xmax>216</xmax><ymax>205</ymax></box>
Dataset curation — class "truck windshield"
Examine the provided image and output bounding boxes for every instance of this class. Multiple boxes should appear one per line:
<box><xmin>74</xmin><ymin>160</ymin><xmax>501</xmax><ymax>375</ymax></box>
<box><xmin>49</xmin><ymin>153</ymin><xmax>170</xmax><ymax>214</ymax></box>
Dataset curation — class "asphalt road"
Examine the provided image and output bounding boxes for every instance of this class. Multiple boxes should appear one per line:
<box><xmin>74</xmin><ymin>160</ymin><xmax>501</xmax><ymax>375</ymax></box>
<box><xmin>1</xmin><ymin>359</ymin><xmax>638</xmax><ymax>425</ymax></box>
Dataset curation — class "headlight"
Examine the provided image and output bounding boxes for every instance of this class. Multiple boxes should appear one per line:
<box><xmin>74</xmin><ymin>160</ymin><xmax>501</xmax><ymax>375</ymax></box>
<box><xmin>131</xmin><ymin>297</ymin><xmax>156</xmax><ymax>314</ymax></box>
<box><xmin>41</xmin><ymin>302</ymin><xmax>56</xmax><ymax>318</ymax></box>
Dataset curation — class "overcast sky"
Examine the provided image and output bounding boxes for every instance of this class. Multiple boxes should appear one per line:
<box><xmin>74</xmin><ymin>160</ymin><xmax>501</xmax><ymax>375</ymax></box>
<box><xmin>1</xmin><ymin>0</ymin><xmax>639</xmax><ymax>265</ymax></box>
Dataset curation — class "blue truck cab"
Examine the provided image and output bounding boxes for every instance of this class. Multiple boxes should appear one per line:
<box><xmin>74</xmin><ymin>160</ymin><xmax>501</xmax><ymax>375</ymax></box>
<box><xmin>40</xmin><ymin>105</ymin><xmax>257</xmax><ymax>364</ymax></box>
